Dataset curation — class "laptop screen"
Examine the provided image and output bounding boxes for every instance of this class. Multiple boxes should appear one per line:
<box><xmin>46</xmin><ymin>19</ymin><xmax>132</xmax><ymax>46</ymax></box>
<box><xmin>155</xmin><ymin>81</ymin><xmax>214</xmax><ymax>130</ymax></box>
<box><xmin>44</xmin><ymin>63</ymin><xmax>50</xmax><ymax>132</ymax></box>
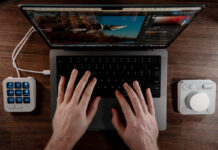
<box><xmin>20</xmin><ymin>5</ymin><xmax>203</xmax><ymax>48</ymax></box>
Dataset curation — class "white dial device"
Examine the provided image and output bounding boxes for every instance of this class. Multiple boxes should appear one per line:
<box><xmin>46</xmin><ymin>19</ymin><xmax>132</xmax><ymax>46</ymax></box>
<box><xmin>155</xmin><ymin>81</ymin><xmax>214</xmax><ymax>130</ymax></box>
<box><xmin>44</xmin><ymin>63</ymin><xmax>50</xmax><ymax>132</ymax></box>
<box><xmin>178</xmin><ymin>80</ymin><xmax>216</xmax><ymax>115</ymax></box>
<box><xmin>187</xmin><ymin>92</ymin><xmax>210</xmax><ymax>112</ymax></box>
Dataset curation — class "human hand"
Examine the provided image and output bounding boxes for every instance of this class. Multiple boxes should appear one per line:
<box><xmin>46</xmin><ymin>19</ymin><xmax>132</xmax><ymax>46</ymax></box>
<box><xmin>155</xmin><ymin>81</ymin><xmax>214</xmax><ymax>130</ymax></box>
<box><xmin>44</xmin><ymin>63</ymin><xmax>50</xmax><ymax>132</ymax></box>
<box><xmin>112</xmin><ymin>81</ymin><xmax>159</xmax><ymax>150</ymax></box>
<box><xmin>45</xmin><ymin>69</ymin><xmax>101</xmax><ymax>150</ymax></box>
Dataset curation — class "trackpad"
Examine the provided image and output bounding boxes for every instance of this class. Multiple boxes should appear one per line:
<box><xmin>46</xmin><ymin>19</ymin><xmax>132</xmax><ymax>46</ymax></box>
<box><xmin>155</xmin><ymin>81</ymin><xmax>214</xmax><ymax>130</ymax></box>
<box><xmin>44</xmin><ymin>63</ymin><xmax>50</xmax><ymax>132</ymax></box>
<box><xmin>88</xmin><ymin>98</ymin><xmax>123</xmax><ymax>130</ymax></box>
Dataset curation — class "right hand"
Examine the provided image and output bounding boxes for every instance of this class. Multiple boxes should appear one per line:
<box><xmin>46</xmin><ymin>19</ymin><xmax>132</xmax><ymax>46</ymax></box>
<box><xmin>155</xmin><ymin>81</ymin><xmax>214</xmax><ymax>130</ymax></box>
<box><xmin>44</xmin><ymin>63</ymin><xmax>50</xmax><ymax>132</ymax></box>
<box><xmin>112</xmin><ymin>81</ymin><xmax>159</xmax><ymax>150</ymax></box>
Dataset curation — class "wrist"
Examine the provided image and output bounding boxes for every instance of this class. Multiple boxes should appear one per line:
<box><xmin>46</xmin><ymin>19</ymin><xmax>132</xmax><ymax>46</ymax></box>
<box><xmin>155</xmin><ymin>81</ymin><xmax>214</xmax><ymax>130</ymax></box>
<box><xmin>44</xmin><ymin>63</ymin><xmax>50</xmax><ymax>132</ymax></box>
<box><xmin>45</xmin><ymin>134</ymin><xmax>75</xmax><ymax>150</ymax></box>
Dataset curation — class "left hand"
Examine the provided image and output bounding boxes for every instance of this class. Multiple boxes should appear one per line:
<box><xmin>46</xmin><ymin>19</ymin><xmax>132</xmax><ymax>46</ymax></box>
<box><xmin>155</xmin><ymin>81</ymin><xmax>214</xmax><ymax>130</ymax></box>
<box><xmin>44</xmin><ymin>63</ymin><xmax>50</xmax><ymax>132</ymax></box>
<box><xmin>45</xmin><ymin>69</ymin><xmax>101</xmax><ymax>150</ymax></box>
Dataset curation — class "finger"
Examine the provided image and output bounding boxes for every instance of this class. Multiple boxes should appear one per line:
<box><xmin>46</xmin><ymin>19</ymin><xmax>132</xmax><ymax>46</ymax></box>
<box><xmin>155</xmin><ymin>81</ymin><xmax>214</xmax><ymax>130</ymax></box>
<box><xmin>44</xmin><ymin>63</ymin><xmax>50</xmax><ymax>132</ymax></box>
<box><xmin>115</xmin><ymin>90</ymin><xmax>134</xmax><ymax>121</ymax></box>
<box><xmin>133</xmin><ymin>81</ymin><xmax>148</xmax><ymax>113</ymax></box>
<box><xmin>70</xmin><ymin>71</ymin><xmax>91</xmax><ymax>105</ymax></box>
<box><xmin>79</xmin><ymin>77</ymin><xmax>97</xmax><ymax>110</ymax></box>
<box><xmin>57</xmin><ymin>76</ymin><xmax>65</xmax><ymax>106</ymax></box>
<box><xmin>123</xmin><ymin>83</ymin><xmax>144</xmax><ymax>116</ymax></box>
<box><xmin>111</xmin><ymin>108</ymin><xmax>125</xmax><ymax>136</ymax></box>
<box><xmin>63</xmin><ymin>69</ymin><xmax>78</xmax><ymax>104</ymax></box>
<box><xmin>87</xmin><ymin>96</ymin><xmax>101</xmax><ymax>123</ymax></box>
<box><xmin>146</xmin><ymin>88</ymin><xmax>155</xmax><ymax>115</ymax></box>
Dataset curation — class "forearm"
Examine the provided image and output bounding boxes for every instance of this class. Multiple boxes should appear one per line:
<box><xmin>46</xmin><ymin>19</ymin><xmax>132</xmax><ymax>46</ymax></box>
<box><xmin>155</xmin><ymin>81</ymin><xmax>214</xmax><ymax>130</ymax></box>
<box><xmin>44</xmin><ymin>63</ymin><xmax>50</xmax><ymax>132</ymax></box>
<box><xmin>142</xmin><ymin>138</ymin><xmax>159</xmax><ymax>150</ymax></box>
<box><xmin>129</xmin><ymin>136</ymin><xmax>158</xmax><ymax>150</ymax></box>
<box><xmin>45</xmin><ymin>135</ymin><xmax>75</xmax><ymax>150</ymax></box>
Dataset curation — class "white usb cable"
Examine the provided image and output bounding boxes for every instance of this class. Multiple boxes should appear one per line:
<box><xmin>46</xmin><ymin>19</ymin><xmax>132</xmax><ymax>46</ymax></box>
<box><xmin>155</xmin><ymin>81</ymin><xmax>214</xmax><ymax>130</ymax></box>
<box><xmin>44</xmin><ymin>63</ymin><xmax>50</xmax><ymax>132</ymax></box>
<box><xmin>12</xmin><ymin>26</ymin><xmax>50</xmax><ymax>77</ymax></box>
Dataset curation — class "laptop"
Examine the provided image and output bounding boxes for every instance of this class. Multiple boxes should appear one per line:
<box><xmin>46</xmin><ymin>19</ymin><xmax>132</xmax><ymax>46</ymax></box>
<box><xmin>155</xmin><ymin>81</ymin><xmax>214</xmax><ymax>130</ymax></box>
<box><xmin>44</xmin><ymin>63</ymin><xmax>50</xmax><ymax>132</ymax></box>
<box><xmin>19</xmin><ymin>4</ymin><xmax>203</xmax><ymax>131</ymax></box>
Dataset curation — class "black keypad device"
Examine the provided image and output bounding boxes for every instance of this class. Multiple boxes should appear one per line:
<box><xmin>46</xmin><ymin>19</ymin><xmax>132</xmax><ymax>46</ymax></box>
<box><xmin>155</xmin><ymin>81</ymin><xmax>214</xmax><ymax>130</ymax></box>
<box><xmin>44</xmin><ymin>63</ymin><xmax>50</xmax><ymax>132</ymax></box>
<box><xmin>57</xmin><ymin>56</ymin><xmax>161</xmax><ymax>97</ymax></box>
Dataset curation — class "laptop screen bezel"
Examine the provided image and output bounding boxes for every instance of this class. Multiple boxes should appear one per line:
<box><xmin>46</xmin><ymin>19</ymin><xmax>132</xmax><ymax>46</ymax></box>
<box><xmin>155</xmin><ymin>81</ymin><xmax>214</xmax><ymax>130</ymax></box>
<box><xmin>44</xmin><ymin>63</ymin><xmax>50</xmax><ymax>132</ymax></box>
<box><xmin>19</xmin><ymin>4</ymin><xmax>204</xmax><ymax>50</ymax></box>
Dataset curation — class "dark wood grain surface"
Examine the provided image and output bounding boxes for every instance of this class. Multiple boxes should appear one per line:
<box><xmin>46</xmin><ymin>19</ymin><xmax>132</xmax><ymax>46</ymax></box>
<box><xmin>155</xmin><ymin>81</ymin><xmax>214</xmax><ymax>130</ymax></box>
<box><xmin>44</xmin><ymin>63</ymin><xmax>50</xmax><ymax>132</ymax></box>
<box><xmin>0</xmin><ymin>0</ymin><xmax>218</xmax><ymax>150</ymax></box>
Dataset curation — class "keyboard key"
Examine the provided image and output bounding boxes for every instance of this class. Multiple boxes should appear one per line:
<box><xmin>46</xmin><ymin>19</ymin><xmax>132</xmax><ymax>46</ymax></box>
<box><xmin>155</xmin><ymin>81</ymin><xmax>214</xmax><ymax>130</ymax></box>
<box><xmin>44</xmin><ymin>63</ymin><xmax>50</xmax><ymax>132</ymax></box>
<box><xmin>16</xmin><ymin>97</ymin><xmax>22</xmax><ymax>103</ymax></box>
<box><xmin>57</xmin><ymin>56</ymin><xmax>161</xmax><ymax>98</ymax></box>
<box><xmin>8</xmin><ymin>97</ymin><xmax>14</xmax><ymax>103</ymax></box>
<box><xmin>7</xmin><ymin>82</ymin><xmax>13</xmax><ymax>88</ymax></box>
<box><xmin>15</xmin><ymin>82</ymin><xmax>21</xmax><ymax>88</ymax></box>
<box><xmin>23</xmin><ymin>97</ymin><xmax>30</xmax><ymax>103</ymax></box>
<box><xmin>23</xmin><ymin>82</ymin><xmax>29</xmax><ymax>88</ymax></box>
<box><xmin>7</xmin><ymin>90</ymin><xmax>14</xmax><ymax>96</ymax></box>
<box><xmin>15</xmin><ymin>90</ymin><xmax>22</xmax><ymax>96</ymax></box>
<box><xmin>23</xmin><ymin>90</ymin><xmax>30</xmax><ymax>96</ymax></box>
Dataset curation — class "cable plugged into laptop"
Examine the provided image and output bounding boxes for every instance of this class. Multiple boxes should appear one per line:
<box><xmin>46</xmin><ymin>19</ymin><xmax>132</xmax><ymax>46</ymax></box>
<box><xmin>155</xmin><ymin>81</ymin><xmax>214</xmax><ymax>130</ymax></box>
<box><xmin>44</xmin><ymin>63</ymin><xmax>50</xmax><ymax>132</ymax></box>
<box><xmin>2</xmin><ymin>26</ymin><xmax>50</xmax><ymax>112</ymax></box>
<box><xmin>11</xmin><ymin>26</ymin><xmax>50</xmax><ymax>77</ymax></box>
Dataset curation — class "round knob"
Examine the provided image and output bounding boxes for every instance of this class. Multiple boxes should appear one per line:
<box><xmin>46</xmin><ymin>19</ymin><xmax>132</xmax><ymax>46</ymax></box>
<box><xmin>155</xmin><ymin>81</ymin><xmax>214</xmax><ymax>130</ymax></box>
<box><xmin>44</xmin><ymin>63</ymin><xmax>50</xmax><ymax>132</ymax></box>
<box><xmin>187</xmin><ymin>92</ymin><xmax>210</xmax><ymax>112</ymax></box>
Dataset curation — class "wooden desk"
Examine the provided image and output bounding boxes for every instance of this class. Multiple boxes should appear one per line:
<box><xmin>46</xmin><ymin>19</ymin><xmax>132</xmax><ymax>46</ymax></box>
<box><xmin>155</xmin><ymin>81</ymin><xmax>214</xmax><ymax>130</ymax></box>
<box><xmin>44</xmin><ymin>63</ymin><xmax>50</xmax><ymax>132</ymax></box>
<box><xmin>0</xmin><ymin>0</ymin><xmax>218</xmax><ymax>150</ymax></box>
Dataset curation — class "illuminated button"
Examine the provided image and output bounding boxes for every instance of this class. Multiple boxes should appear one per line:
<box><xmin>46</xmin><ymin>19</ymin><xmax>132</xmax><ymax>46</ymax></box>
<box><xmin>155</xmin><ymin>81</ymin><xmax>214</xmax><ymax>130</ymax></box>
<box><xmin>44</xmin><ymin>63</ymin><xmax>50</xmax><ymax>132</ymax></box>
<box><xmin>7</xmin><ymin>97</ymin><xmax>14</xmax><ymax>103</ymax></box>
<box><xmin>7</xmin><ymin>82</ymin><xmax>13</xmax><ymax>88</ymax></box>
<box><xmin>23</xmin><ymin>82</ymin><xmax>29</xmax><ymax>88</ymax></box>
<box><xmin>15</xmin><ymin>82</ymin><xmax>21</xmax><ymax>88</ymax></box>
<box><xmin>16</xmin><ymin>97</ymin><xmax>22</xmax><ymax>103</ymax></box>
<box><xmin>23</xmin><ymin>90</ymin><xmax>30</xmax><ymax>96</ymax></box>
<box><xmin>7</xmin><ymin>90</ymin><xmax>14</xmax><ymax>96</ymax></box>
<box><xmin>15</xmin><ymin>90</ymin><xmax>22</xmax><ymax>96</ymax></box>
<box><xmin>23</xmin><ymin>97</ymin><xmax>30</xmax><ymax>103</ymax></box>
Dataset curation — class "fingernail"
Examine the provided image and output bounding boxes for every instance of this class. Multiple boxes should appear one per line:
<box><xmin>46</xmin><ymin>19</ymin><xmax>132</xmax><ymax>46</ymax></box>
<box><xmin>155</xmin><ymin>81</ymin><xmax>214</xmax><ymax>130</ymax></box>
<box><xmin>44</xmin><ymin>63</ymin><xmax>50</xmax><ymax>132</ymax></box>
<box><xmin>123</xmin><ymin>82</ymin><xmax>128</xmax><ymax>87</ymax></box>
<box><xmin>73</xmin><ymin>69</ymin><xmax>77</xmax><ymax>73</ymax></box>
<box><xmin>133</xmin><ymin>80</ymin><xmax>138</xmax><ymax>85</ymax></box>
<box><xmin>93</xmin><ymin>77</ymin><xmax>97</xmax><ymax>82</ymax></box>
<box><xmin>147</xmin><ymin>88</ymin><xmax>151</xmax><ymax>92</ymax></box>
<box><xmin>86</xmin><ymin>70</ymin><xmax>90</xmax><ymax>75</ymax></box>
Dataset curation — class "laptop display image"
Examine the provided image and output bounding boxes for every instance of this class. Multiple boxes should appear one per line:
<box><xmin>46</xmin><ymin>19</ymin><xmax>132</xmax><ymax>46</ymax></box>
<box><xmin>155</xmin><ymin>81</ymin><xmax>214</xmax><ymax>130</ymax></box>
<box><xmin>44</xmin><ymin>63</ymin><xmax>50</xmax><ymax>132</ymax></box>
<box><xmin>21</xmin><ymin>5</ymin><xmax>202</xmax><ymax>48</ymax></box>
<box><xmin>20</xmin><ymin>4</ymin><xmax>203</xmax><ymax>130</ymax></box>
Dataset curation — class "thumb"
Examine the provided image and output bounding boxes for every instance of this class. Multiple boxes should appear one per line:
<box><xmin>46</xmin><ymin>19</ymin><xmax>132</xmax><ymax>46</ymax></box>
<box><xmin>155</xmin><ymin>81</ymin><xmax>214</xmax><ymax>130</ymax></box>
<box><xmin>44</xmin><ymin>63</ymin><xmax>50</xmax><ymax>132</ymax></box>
<box><xmin>87</xmin><ymin>96</ymin><xmax>101</xmax><ymax>123</ymax></box>
<box><xmin>111</xmin><ymin>108</ymin><xmax>125</xmax><ymax>136</ymax></box>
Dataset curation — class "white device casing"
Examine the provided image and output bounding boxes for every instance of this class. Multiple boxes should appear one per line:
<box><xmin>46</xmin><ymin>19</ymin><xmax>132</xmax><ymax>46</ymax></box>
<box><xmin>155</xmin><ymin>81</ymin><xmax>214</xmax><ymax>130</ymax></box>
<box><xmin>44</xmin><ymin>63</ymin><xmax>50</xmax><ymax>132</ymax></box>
<box><xmin>2</xmin><ymin>77</ymin><xmax>36</xmax><ymax>112</ymax></box>
<box><xmin>178</xmin><ymin>80</ymin><xmax>216</xmax><ymax>115</ymax></box>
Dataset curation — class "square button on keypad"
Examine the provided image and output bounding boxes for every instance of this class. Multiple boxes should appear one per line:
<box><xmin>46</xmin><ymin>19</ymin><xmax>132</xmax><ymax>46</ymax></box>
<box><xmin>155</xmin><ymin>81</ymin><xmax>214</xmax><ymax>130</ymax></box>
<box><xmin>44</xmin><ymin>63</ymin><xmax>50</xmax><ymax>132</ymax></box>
<box><xmin>23</xmin><ymin>82</ymin><xmax>29</xmax><ymax>88</ymax></box>
<box><xmin>15</xmin><ymin>82</ymin><xmax>21</xmax><ymax>88</ymax></box>
<box><xmin>15</xmin><ymin>90</ymin><xmax>22</xmax><ymax>96</ymax></box>
<box><xmin>23</xmin><ymin>90</ymin><xmax>30</xmax><ymax>96</ymax></box>
<box><xmin>7</xmin><ymin>90</ymin><xmax>14</xmax><ymax>96</ymax></box>
<box><xmin>8</xmin><ymin>97</ymin><xmax>14</xmax><ymax>103</ymax></box>
<box><xmin>7</xmin><ymin>82</ymin><xmax>13</xmax><ymax>88</ymax></box>
<box><xmin>16</xmin><ymin>97</ymin><xmax>22</xmax><ymax>103</ymax></box>
<box><xmin>23</xmin><ymin>97</ymin><xmax>30</xmax><ymax>103</ymax></box>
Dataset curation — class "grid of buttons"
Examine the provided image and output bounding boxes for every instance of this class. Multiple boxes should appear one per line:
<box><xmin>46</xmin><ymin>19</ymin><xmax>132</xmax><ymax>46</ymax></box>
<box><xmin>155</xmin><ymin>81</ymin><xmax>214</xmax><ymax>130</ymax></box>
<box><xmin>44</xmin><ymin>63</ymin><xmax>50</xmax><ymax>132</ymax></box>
<box><xmin>6</xmin><ymin>82</ymin><xmax>30</xmax><ymax>104</ymax></box>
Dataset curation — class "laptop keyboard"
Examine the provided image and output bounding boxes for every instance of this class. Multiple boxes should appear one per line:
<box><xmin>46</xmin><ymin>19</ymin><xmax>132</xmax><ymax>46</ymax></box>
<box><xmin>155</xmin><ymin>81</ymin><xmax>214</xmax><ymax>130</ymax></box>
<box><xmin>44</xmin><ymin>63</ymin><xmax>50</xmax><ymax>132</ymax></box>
<box><xmin>57</xmin><ymin>56</ymin><xmax>161</xmax><ymax>98</ymax></box>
